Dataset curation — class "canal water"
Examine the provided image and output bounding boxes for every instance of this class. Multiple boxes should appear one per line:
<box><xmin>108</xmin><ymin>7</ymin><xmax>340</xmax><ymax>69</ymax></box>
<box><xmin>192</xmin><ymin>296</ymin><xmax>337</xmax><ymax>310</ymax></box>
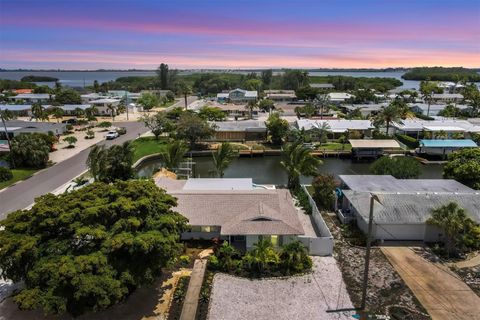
<box><xmin>136</xmin><ymin>156</ymin><xmax>444</xmax><ymax>185</ymax></box>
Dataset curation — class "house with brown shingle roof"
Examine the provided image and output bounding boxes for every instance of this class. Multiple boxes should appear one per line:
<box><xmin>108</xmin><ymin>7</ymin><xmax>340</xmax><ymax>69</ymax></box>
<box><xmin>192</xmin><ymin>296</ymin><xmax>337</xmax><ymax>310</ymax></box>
<box><xmin>155</xmin><ymin>177</ymin><xmax>306</xmax><ymax>251</ymax></box>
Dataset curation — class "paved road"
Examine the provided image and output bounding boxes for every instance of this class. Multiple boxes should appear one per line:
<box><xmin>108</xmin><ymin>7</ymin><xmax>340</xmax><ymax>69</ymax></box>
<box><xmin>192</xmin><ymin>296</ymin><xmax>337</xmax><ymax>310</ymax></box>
<box><xmin>165</xmin><ymin>95</ymin><xmax>198</xmax><ymax>111</ymax></box>
<box><xmin>382</xmin><ymin>247</ymin><xmax>480</xmax><ymax>320</ymax></box>
<box><xmin>0</xmin><ymin>121</ymin><xmax>148</xmax><ymax>219</ymax></box>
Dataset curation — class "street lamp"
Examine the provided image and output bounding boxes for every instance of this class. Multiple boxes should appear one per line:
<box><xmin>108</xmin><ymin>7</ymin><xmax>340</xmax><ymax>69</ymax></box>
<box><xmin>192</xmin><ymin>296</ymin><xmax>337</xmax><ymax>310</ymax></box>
<box><xmin>360</xmin><ymin>193</ymin><xmax>380</xmax><ymax>310</ymax></box>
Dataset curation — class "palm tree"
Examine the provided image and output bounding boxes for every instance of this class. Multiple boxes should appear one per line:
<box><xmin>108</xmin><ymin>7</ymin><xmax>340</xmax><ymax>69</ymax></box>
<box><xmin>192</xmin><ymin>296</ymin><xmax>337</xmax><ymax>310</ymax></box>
<box><xmin>279</xmin><ymin>240</ymin><xmax>311</xmax><ymax>275</ymax></box>
<box><xmin>427</xmin><ymin>202</ymin><xmax>472</xmax><ymax>257</ymax></box>
<box><xmin>74</xmin><ymin>107</ymin><xmax>85</xmax><ymax>118</ymax></box>
<box><xmin>86</xmin><ymin>145</ymin><xmax>106</xmax><ymax>180</ymax></box>
<box><xmin>281</xmin><ymin>142</ymin><xmax>322</xmax><ymax>190</ymax></box>
<box><xmin>311</xmin><ymin>122</ymin><xmax>331</xmax><ymax>146</ymax></box>
<box><xmin>0</xmin><ymin>109</ymin><xmax>15</xmax><ymax>167</ymax></box>
<box><xmin>161</xmin><ymin>140</ymin><xmax>189</xmax><ymax>172</ymax></box>
<box><xmin>85</xmin><ymin>106</ymin><xmax>98</xmax><ymax>122</ymax></box>
<box><xmin>212</xmin><ymin>142</ymin><xmax>237</xmax><ymax>177</ymax></box>
<box><xmin>176</xmin><ymin>81</ymin><xmax>191</xmax><ymax>110</ymax></box>
<box><xmin>249</xmin><ymin>239</ymin><xmax>279</xmax><ymax>274</ymax></box>
<box><xmin>315</xmin><ymin>94</ymin><xmax>330</xmax><ymax>119</ymax></box>
<box><xmin>245</xmin><ymin>100</ymin><xmax>257</xmax><ymax>119</ymax></box>
<box><xmin>106</xmin><ymin>104</ymin><xmax>116</xmax><ymax>122</ymax></box>
<box><xmin>374</xmin><ymin>102</ymin><xmax>402</xmax><ymax>135</ymax></box>
<box><xmin>31</xmin><ymin>103</ymin><xmax>44</xmax><ymax>121</ymax></box>
<box><xmin>49</xmin><ymin>107</ymin><xmax>63</xmax><ymax>123</ymax></box>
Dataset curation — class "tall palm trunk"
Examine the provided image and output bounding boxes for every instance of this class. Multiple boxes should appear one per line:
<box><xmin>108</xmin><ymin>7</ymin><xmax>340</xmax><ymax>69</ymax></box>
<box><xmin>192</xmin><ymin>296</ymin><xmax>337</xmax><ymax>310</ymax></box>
<box><xmin>1</xmin><ymin>117</ymin><xmax>14</xmax><ymax>168</ymax></box>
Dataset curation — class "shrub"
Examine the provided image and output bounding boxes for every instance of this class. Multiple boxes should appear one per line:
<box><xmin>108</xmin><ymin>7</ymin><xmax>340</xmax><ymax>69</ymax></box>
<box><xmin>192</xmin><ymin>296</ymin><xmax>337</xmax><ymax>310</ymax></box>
<box><xmin>369</xmin><ymin>156</ymin><xmax>421</xmax><ymax>179</ymax></box>
<box><xmin>209</xmin><ymin>240</ymin><xmax>312</xmax><ymax>277</ymax></box>
<box><xmin>63</xmin><ymin>136</ymin><xmax>77</xmax><ymax>148</ymax></box>
<box><xmin>279</xmin><ymin>241</ymin><xmax>312</xmax><ymax>275</ymax></box>
<box><xmin>312</xmin><ymin>174</ymin><xmax>336</xmax><ymax>211</ymax></box>
<box><xmin>293</xmin><ymin>187</ymin><xmax>312</xmax><ymax>214</ymax></box>
<box><xmin>0</xmin><ymin>167</ymin><xmax>13</xmax><ymax>182</ymax></box>
<box><xmin>179</xmin><ymin>255</ymin><xmax>191</xmax><ymax>267</ymax></box>
<box><xmin>97</xmin><ymin>121</ymin><xmax>112</xmax><ymax>130</ymax></box>
<box><xmin>85</xmin><ymin>129</ymin><xmax>95</xmax><ymax>139</ymax></box>
<box><xmin>395</xmin><ymin>134</ymin><xmax>419</xmax><ymax>149</ymax></box>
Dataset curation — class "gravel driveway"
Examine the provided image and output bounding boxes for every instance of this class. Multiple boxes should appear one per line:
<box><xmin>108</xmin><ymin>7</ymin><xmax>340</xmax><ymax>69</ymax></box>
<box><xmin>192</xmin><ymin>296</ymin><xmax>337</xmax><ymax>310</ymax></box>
<box><xmin>208</xmin><ymin>257</ymin><xmax>355</xmax><ymax>320</ymax></box>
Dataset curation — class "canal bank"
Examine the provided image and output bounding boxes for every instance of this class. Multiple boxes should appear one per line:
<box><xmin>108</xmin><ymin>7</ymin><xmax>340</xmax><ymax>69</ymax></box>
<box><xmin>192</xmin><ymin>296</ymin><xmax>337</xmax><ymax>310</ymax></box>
<box><xmin>136</xmin><ymin>155</ymin><xmax>444</xmax><ymax>185</ymax></box>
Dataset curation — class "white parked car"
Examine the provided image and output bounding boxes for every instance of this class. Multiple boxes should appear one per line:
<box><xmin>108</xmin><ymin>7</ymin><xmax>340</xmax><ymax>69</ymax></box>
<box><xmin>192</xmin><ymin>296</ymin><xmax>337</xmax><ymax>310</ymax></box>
<box><xmin>105</xmin><ymin>131</ymin><xmax>119</xmax><ymax>140</ymax></box>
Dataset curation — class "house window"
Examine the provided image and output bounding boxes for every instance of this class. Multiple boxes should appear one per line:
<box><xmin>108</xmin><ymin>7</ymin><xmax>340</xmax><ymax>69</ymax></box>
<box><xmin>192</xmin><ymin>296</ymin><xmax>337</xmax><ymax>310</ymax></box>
<box><xmin>232</xmin><ymin>235</ymin><xmax>245</xmax><ymax>242</ymax></box>
<box><xmin>259</xmin><ymin>235</ymin><xmax>280</xmax><ymax>246</ymax></box>
<box><xmin>199</xmin><ymin>226</ymin><xmax>220</xmax><ymax>233</ymax></box>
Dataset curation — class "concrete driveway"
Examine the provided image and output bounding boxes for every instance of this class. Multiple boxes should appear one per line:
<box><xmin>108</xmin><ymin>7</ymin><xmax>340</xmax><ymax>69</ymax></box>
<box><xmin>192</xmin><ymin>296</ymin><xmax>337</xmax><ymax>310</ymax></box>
<box><xmin>381</xmin><ymin>247</ymin><xmax>480</xmax><ymax>320</ymax></box>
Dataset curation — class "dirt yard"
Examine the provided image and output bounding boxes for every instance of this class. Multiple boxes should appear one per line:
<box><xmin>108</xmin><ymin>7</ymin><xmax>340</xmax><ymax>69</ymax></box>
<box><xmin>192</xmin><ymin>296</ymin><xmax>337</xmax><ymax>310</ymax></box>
<box><xmin>208</xmin><ymin>256</ymin><xmax>355</xmax><ymax>320</ymax></box>
<box><xmin>323</xmin><ymin>213</ymin><xmax>431</xmax><ymax>320</ymax></box>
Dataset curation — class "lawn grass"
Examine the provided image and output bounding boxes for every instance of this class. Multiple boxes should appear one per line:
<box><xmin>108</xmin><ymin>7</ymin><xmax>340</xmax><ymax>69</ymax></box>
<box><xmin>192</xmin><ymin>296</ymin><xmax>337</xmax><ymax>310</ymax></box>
<box><xmin>131</xmin><ymin>137</ymin><xmax>169</xmax><ymax>162</ymax></box>
<box><xmin>0</xmin><ymin>168</ymin><xmax>40</xmax><ymax>190</ymax></box>
<box><xmin>316</xmin><ymin>142</ymin><xmax>352</xmax><ymax>151</ymax></box>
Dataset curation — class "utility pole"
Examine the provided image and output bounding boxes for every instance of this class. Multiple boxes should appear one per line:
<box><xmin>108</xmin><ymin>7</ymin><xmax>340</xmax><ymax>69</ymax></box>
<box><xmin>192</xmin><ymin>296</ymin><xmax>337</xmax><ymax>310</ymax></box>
<box><xmin>361</xmin><ymin>193</ymin><xmax>378</xmax><ymax>310</ymax></box>
<box><xmin>124</xmin><ymin>90</ymin><xmax>129</xmax><ymax>120</ymax></box>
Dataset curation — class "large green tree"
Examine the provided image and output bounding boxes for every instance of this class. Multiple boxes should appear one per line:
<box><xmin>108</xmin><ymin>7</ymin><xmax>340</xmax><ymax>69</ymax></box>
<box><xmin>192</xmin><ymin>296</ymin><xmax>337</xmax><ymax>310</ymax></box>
<box><xmin>266</xmin><ymin>112</ymin><xmax>289</xmax><ymax>145</ymax></box>
<box><xmin>137</xmin><ymin>92</ymin><xmax>160</xmax><ymax>112</ymax></box>
<box><xmin>176</xmin><ymin>112</ymin><xmax>215</xmax><ymax>148</ymax></box>
<box><xmin>443</xmin><ymin>148</ymin><xmax>480</xmax><ymax>189</ymax></box>
<box><xmin>139</xmin><ymin>112</ymin><xmax>175</xmax><ymax>139</ymax></box>
<box><xmin>157</xmin><ymin>63</ymin><xmax>169</xmax><ymax>89</ymax></box>
<box><xmin>86</xmin><ymin>142</ymin><xmax>134</xmax><ymax>182</ymax></box>
<box><xmin>10</xmin><ymin>133</ymin><xmax>50</xmax><ymax>168</ymax></box>
<box><xmin>0</xmin><ymin>180</ymin><xmax>188</xmax><ymax>315</ymax></box>
<box><xmin>212</xmin><ymin>142</ymin><xmax>237</xmax><ymax>177</ymax></box>
<box><xmin>281</xmin><ymin>142</ymin><xmax>322</xmax><ymax>190</ymax></box>
<box><xmin>198</xmin><ymin>106</ymin><xmax>226</xmax><ymax>121</ymax></box>
<box><xmin>369</xmin><ymin>156</ymin><xmax>421</xmax><ymax>179</ymax></box>
<box><xmin>312</xmin><ymin>174</ymin><xmax>336</xmax><ymax>211</ymax></box>
<box><xmin>55</xmin><ymin>88</ymin><xmax>81</xmax><ymax>105</ymax></box>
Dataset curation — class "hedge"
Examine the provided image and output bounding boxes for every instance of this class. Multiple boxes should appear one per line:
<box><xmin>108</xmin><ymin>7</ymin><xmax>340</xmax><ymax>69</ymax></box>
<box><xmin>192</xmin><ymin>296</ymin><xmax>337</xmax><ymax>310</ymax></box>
<box><xmin>395</xmin><ymin>134</ymin><xmax>419</xmax><ymax>149</ymax></box>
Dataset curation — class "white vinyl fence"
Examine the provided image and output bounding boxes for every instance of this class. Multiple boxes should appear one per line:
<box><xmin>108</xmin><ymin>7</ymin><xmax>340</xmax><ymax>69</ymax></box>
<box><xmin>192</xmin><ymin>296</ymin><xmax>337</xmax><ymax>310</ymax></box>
<box><xmin>299</xmin><ymin>185</ymin><xmax>334</xmax><ymax>256</ymax></box>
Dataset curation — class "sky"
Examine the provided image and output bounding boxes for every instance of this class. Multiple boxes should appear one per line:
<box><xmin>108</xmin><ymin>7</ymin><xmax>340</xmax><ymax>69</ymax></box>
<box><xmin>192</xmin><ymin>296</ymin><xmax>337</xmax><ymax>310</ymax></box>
<box><xmin>0</xmin><ymin>0</ymin><xmax>479</xmax><ymax>69</ymax></box>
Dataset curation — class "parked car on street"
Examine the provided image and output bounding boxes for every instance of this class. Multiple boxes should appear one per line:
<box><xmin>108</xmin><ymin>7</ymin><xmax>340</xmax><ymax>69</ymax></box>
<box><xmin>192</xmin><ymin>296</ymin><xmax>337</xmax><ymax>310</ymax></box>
<box><xmin>116</xmin><ymin>127</ymin><xmax>127</xmax><ymax>135</ymax></box>
<box><xmin>105</xmin><ymin>131</ymin><xmax>119</xmax><ymax>140</ymax></box>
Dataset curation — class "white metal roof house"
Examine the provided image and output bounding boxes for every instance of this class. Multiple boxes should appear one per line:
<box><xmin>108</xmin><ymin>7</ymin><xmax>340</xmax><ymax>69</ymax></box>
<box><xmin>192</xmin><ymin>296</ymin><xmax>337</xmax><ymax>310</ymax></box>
<box><xmin>0</xmin><ymin>120</ymin><xmax>67</xmax><ymax>140</ymax></box>
<box><xmin>10</xmin><ymin>93</ymin><xmax>53</xmax><ymax>103</ymax></box>
<box><xmin>154</xmin><ymin>177</ymin><xmax>333</xmax><ymax>255</ymax></box>
<box><xmin>264</xmin><ymin>90</ymin><xmax>296</xmax><ymax>102</ymax></box>
<box><xmin>217</xmin><ymin>88</ymin><xmax>258</xmax><ymax>104</ymax></box>
<box><xmin>0</xmin><ymin>104</ymin><xmax>32</xmax><ymax>117</ymax></box>
<box><xmin>296</xmin><ymin>119</ymin><xmax>374</xmax><ymax>136</ymax></box>
<box><xmin>327</xmin><ymin>92</ymin><xmax>354</xmax><ymax>103</ymax></box>
<box><xmin>81</xmin><ymin>92</ymin><xmax>106</xmax><ymax>103</ymax></box>
<box><xmin>336</xmin><ymin>175</ymin><xmax>479</xmax><ymax>242</ymax></box>
<box><xmin>431</xmin><ymin>93</ymin><xmax>463</xmax><ymax>103</ymax></box>
<box><xmin>89</xmin><ymin>98</ymin><xmax>121</xmax><ymax>115</ymax></box>
<box><xmin>409</xmin><ymin>103</ymin><xmax>470</xmax><ymax>116</ymax></box>
<box><xmin>391</xmin><ymin>119</ymin><xmax>480</xmax><ymax>137</ymax></box>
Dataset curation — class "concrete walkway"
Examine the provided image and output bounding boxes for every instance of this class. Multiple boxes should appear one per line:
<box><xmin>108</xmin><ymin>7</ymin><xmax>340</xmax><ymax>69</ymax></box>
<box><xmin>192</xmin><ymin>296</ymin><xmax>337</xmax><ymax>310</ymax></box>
<box><xmin>179</xmin><ymin>259</ymin><xmax>207</xmax><ymax>320</ymax></box>
<box><xmin>382</xmin><ymin>247</ymin><xmax>480</xmax><ymax>320</ymax></box>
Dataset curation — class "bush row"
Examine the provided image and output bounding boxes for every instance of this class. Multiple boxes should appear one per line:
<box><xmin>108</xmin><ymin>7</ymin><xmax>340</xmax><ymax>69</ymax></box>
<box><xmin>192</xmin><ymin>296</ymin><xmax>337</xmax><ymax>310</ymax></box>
<box><xmin>395</xmin><ymin>134</ymin><xmax>419</xmax><ymax>149</ymax></box>
<box><xmin>209</xmin><ymin>240</ymin><xmax>312</xmax><ymax>278</ymax></box>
